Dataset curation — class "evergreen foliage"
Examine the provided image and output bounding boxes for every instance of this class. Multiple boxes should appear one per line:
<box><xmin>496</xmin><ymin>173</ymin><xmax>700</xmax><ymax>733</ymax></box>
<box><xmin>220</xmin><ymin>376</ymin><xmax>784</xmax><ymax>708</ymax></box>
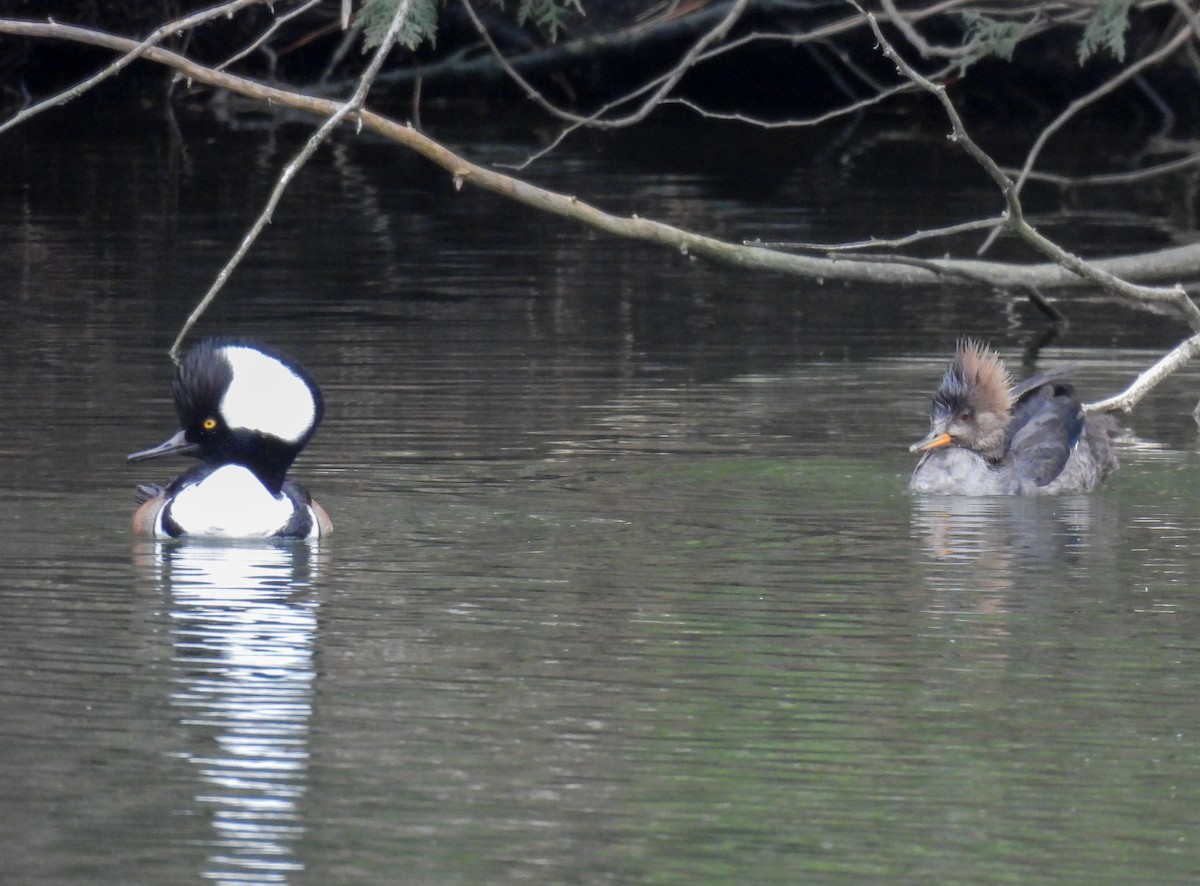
<box><xmin>957</xmin><ymin>1</ymin><xmax>1133</xmax><ymax>73</ymax></box>
<box><xmin>358</xmin><ymin>0</ymin><xmax>583</xmax><ymax>50</ymax></box>
<box><xmin>957</xmin><ymin>10</ymin><xmax>1022</xmax><ymax>70</ymax></box>
<box><xmin>505</xmin><ymin>0</ymin><xmax>584</xmax><ymax>41</ymax></box>
<box><xmin>359</xmin><ymin>0</ymin><xmax>441</xmax><ymax>49</ymax></box>
<box><xmin>1077</xmin><ymin>0</ymin><xmax>1132</xmax><ymax>63</ymax></box>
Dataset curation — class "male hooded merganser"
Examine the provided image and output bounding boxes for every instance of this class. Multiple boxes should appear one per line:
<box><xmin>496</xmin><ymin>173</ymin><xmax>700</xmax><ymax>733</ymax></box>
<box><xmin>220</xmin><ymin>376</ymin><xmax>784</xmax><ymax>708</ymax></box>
<box><xmin>909</xmin><ymin>340</ymin><xmax>1118</xmax><ymax>495</ymax></box>
<box><xmin>129</xmin><ymin>339</ymin><xmax>332</xmax><ymax>539</ymax></box>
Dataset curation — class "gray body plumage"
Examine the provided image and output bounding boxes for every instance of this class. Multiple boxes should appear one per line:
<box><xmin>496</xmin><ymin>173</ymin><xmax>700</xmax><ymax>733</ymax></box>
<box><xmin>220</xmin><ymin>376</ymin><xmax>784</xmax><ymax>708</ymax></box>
<box><xmin>910</xmin><ymin>415</ymin><xmax>1117</xmax><ymax>495</ymax></box>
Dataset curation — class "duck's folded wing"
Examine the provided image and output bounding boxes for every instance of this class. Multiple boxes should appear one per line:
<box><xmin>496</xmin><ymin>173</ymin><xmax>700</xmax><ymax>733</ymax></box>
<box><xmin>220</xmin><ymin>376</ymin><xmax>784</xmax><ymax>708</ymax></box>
<box><xmin>1007</xmin><ymin>386</ymin><xmax>1085</xmax><ymax>488</ymax></box>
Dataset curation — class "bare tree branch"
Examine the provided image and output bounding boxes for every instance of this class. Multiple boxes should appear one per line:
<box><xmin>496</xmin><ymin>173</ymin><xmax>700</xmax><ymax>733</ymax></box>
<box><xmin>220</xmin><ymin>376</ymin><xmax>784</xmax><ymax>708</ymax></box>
<box><xmin>849</xmin><ymin>1</ymin><xmax>1200</xmax><ymax>331</ymax></box>
<box><xmin>461</xmin><ymin>0</ymin><xmax>751</xmax><ymax>129</ymax></box>
<box><xmin>5</xmin><ymin>3</ymin><xmax>1198</xmax><ymax>425</ymax></box>
<box><xmin>0</xmin><ymin>0</ymin><xmax>264</xmax><ymax>138</ymax></box>
<box><xmin>326</xmin><ymin>0</ymin><xmax>969</xmax><ymax>97</ymax></box>
<box><xmin>217</xmin><ymin>0</ymin><xmax>328</xmax><ymax>73</ymax></box>
<box><xmin>474</xmin><ymin>0</ymin><xmax>969</xmax><ymax>168</ymax></box>
<box><xmin>842</xmin><ymin>0</ymin><xmax>1200</xmax><ymax>415</ymax></box>
<box><xmin>1085</xmin><ymin>332</ymin><xmax>1200</xmax><ymax>413</ymax></box>
<box><xmin>2</xmin><ymin>15</ymin><xmax>1200</xmax><ymax>306</ymax></box>
<box><xmin>1168</xmin><ymin>0</ymin><xmax>1200</xmax><ymax>40</ymax></box>
<box><xmin>977</xmin><ymin>22</ymin><xmax>1194</xmax><ymax>253</ymax></box>
<box><xmin>1008</xmin><ymin>149</ymin><xmax>1200</xmax><ymax>188</ymax></box>
<box><xmin>879</xmin><ymin>0</ymin><xmax>977</xmax><ymax>58</ymax></box>
<box><xmin>660</xmin><ymin>65</ymin><xmax>935</xmax><ymax>129</ymax></box>
<box><xmin>759</xmin><ymin>216</ymin><xmax>1006</xmax><ymax>251</ymax></box>
<box><xmin>170</xmin><ymin>0</ymin><xmax>419</xmax><ymax>360</ymax></box>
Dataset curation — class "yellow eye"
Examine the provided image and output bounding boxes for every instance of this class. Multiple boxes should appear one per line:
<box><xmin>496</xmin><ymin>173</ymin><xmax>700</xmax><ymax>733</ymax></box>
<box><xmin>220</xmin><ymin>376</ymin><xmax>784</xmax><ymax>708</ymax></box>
<box><xmin>203</xmin><ymin>418</ymin><xmax>217</xmax><ymax>430</ymax></box>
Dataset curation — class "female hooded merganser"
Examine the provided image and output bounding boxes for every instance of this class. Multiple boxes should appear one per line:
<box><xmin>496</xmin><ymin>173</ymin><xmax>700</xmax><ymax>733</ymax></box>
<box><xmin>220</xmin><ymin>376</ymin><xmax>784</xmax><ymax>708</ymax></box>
<box><xmin>909</xmin><ymin>340</ymin><xmax>1118</xmax><ymax>495</ymax></box>
<box><xmin>129</xmin><ymin>339</ymin><xmax>332</xmax><ymax>539</ymax></box>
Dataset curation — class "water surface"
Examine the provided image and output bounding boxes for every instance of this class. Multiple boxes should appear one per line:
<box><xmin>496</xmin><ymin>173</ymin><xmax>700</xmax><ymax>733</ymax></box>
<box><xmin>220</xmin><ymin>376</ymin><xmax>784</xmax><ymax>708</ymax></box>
<box><xmin>2</xmin><ymin>104</ymin><xmax>1200</xmax><ymax>883</ymax></box>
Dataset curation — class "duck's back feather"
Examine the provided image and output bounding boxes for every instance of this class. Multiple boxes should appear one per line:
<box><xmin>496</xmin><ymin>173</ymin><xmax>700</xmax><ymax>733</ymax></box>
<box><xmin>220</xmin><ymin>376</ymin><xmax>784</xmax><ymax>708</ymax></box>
<box><xmin>1006</xmin><ymin>383</ymin><xmax>1085</xmax><ymax>489</ymax></box>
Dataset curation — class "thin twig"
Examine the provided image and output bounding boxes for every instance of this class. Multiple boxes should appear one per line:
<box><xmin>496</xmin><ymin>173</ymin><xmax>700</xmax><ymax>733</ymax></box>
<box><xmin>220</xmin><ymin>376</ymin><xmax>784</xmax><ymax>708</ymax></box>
<box><xmin>501</xmin><ymin>21</ymin><xmax>815</xmax><ymax>170</ymax></box>
<box><xmin>829</xmin><ymin>250</ymin><xmax>999</xmax><ymax>284</ymax></box>
<box><xmin>0</xmin><ymin>0</ymin><xmax>262</xmax><ymax>137</ymax></box>
<box><xmin>217</xmin><ymin>0</ymin><xmax>327</xmax><ymax>72</ymax></box>
<box><xmin>1085</xmin><ymin>332</ymin><xmax>1200</xmax><ymax>413</ymax></box>
<box><xmin>500</xmin><ymin>3</ymin><xmax>968</xmax><ymax>168</ymax></box>
<box><xmin>978</xmin><ymin>23</ymin><xmax>1193</xmax><ymax>253</ymax></box>
<box><xmin>660</xmin><ymin>68</ymin><xmax>930</xmax><ymax>128</ymax></box>
<box><xmin>852</xmin><ymin>0</ymin><xmax>1200</xmax><ymax>413</ymax></box>
<box><xmin>169</xmin><ymin>0</ymin><xmax>418</xmax><ymax>360</ymax></box>
<box><xmin>1169</xmin><ymin>0</ymin><xmax>1200</xmax><ymax>40</ymax></box>
<box><xmin>1006</xmin><ymin>150</ymin><xmax>1200</xmax><ymax>188</ymax></box>
<box><xmin>460</xmin><ymin>0</ymin><xmax>751</xmax><ymax>129</ymax></box>
<box><xmin>758</xmin><ymin>215</ymin><xmax>1006</xmax><ymax>251</ymax></box>
<box><xmin>769</xmin><ymin>208</ymin><xmax>1187</xmax><ymax>252</ymax></box>
<box><xmin>849</xmin><ymin>0</ymin><xmax>1200</xmax><ymax>330</ymax></box>
<box><xmin>830</xmin><ymin>251</ymin><xmax>1065</xmax><ymax>321</ymax></box>
<box><xmin>322</xmin><ymin>0</ymin><xmax>972</xmax><ymax>97</ymax></box>
<box><xmin>879</xmin><ymin>0</ymin><xmax>974</xmax><ymax>58</ymax></box>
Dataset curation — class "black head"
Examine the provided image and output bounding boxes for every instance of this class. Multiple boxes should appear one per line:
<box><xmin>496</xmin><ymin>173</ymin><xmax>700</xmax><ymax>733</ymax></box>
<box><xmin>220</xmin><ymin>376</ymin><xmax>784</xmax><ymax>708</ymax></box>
<box><xmin>129</xmin><ymin>339</ymin><xmax>324</xmax><ymax>495</ymax></box>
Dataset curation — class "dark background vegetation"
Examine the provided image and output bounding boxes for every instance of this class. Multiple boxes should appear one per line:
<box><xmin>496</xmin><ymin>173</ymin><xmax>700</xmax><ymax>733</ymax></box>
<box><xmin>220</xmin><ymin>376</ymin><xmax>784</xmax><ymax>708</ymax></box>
<box><xmin>5</xmin><ymin>0</ymin><xmax>1200</xmax><ymax>133</ymax></box>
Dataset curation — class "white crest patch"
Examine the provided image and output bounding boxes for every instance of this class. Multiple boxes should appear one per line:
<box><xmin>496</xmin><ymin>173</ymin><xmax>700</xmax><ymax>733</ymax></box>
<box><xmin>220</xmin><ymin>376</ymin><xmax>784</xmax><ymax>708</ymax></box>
<box><xmin>219</xmin><ymin>346</ymin><xmax>316</xmax><ymax>443</ymax></box>
<box><xmin>166</xmin><ymin>464</ymin><xmax>293</xmax><ymax>538</ymax></box>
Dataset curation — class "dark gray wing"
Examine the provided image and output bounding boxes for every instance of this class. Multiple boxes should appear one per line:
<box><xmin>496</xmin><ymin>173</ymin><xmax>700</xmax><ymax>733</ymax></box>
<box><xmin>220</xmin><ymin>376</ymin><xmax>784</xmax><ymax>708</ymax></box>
<box><xmin>1006</xmin><ymin>384</ymin><xmax>1085</xmax><ymax>488</ymax></box>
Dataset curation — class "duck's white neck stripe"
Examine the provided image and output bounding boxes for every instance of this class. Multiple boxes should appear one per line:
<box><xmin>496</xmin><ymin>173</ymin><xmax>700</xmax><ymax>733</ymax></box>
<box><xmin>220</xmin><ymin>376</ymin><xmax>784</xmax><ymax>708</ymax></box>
<box><xmin>219</xmin><ymin>347</ymin><xmax>315</xmax><ymax>443</ymax></box>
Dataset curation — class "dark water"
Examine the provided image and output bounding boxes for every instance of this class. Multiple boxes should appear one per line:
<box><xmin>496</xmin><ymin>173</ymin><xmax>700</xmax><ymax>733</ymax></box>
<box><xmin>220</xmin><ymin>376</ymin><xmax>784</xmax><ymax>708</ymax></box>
<box><xmin>3</xmin><ymin>104</ymin><xmax>1200</xmax><ymax>883</ymax></box>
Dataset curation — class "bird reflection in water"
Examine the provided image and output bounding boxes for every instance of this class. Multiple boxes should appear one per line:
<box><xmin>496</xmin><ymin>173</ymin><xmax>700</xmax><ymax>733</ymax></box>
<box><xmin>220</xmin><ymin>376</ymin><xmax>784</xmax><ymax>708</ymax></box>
<box><xmin>909</xmin><ymin>494</ymin><xmax>1118</xmax><ymax>677</ymax></box>
<box><xmin>134</xmin><ymin>540</ymin><xmax>322</xmax><ymax>884</ymax></box>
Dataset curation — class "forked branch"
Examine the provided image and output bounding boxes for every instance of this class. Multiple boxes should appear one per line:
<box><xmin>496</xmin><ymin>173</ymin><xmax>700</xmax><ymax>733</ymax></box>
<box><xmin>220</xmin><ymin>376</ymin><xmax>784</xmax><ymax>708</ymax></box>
<box><xmin>848</xmin><ymin>1</ymin><xmax>1200</xmax><ymax>415</ymax></box>
<box><xmin>851</xmin><ymin>1</ymin><xmax>1200</xmax><ymax>332</ymax></box>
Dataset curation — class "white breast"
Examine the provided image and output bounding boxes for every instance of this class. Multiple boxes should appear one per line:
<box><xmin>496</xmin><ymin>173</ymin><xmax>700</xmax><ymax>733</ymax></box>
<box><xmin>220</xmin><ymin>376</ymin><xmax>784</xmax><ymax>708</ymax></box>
<box><xmin>162</xmin><ymin>464</ymin><xmax>295</xmax><ymax>539</ymax></box>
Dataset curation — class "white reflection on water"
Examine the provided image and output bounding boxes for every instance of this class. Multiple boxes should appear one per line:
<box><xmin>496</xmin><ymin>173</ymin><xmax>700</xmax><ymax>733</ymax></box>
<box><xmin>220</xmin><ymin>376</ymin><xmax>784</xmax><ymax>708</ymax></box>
<box><xmin>137</xmin><ymin>541</ymin><xmax>322</xmax><ymax>885</ymax></box>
